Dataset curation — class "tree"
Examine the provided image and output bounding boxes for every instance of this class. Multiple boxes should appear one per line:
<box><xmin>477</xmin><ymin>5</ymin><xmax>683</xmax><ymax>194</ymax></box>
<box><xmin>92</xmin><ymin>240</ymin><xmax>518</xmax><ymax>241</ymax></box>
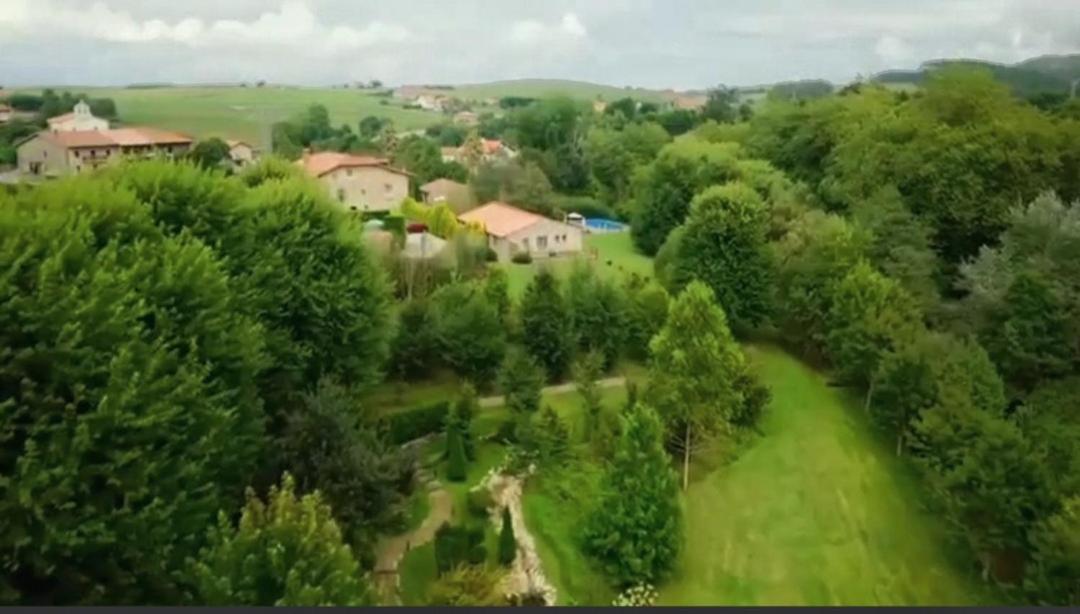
<box><xmin>0</xmin><ymin>176</ymin><xmax>266</xmax><ymax>604</ymax></box>
<box><xmin>983</xmin><ymin>272</ymin><xmax>1072</xmax><ymax>391</ymax></box>
<box><xmin>702</xmin><ymin>85</ymin><xmax>739</xmax><ymax>123</ymax></box>
<box><xmin>280</xmin><ymin>381</ymin><xmax>414</xmax><ymax>564</ymax></box>
<box><xmin>498</xmin><ymin>507</ymin><xmax>517</xmax><ymax>566</ymax></box>
<box><xmin>192</xmin><ymin>474</ymin><xmax>371</xmax><ymax>606</ymax></box>
<box><xmin>390</xmin><ymin>298</ymin><xmax>439</xmax><ymax>380</ymax></box>
<box><xmin>1027</xmin><ymin>496</ymin><xmax>1080</xmax><ymax>605</ymax></box>
<box><xmin>630</xmin><ymin>139</ymin><xmax>743</xmax><ymax>255</ymax></box>
<box><xmin>622</xmin><ymin>276</ymin><xmax>670</xmax><ymax>362</ymax></box>
<box><xmin>483</xmin><ymin>268</ymin><xmax>511</xmax><ymax>324</ymax></box>
<box><xmin>534</xmin><ymin>405</ymin><xmax>571</xmax><ymax>463</ymax></box>
<box><xmin>188</xmin><ymin>137</ymin><xmax>232</xmax><ymax>170</ymax></box>
<box><xmin>498</xmin><ymin>347</ymin><xmax>545</xmax><ymax>414</ymax></box>
<box><xmin>430</xmin><ymin>281</ymin><xmax>506</xmax><ymax>385</ymax></box>
<box><xmin>825</xmin><ymin>260</ymin><xmax>922</xmax><ymax>407</ymax></box>
<box><xmin>471</xmin><ymin>160</ymin><xmax>555</xmax><ymax>216</ymax></box>
<box><xmin>574</xmin><ymin>351</ymin><xmax>605</xmax><ymax>442</ymax></box>
<box><xmin>645</xmin><ymin>281</ymin><xmax>748</xmax><ymax>490</ymax></box>
<box><xmin>583</xmin><ymin>403</ymin><xmax>682</xmax><ymax>586</ymax></box>
<box><xmin>427</xmin><ymin>565</ymin><xmax>506</xmax><ymax>606</ymax></box>
<box><xmin>448</xmin><ymin>384</ymin><xmax>478</xmax><ymax>461</ymax></box>
<box><xmin>565</xmin><ymin>263</ymin><xmax>628</xmax><ymax>369</ymax></box>
<box><xmin>667</xmin><ymin>182</ymin><xmax>772</xmax><ymax>333</ymax></box>
<box><xmin>446</xmin><ymin>421</ymin><xmax>468</xmax><ymax>482</ymax></box>
<box><xmin>520</xmin><ymin>269</ymin><xmax>574</xmax><ymax>381</ymax></box>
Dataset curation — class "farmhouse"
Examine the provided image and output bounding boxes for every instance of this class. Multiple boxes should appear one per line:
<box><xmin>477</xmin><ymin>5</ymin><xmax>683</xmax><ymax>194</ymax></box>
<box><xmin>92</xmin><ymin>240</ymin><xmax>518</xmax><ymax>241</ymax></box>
<box><xmin>226</xmin><ymin>139</ymin><xmax>257</xmax><ymax>168</ymax></box>
<box><xmin>419</xmin><ymin>177</ymin><xmax>475</xmax><ymax>212</ymax></box>
<box><xmin>299</xmin><ymin>151</ymin><xmax>410</xmax><ymax>213</ymax></box>
<box><xmin>46</xmin><ymin>100</ymin><xmax>109</xmax><ymax>132</ymax></box>
<box><xmin>16</xmin><ymin>127</ymin><xmax>193</xmax><ymax>177</ymax></box>
<box><xmin>458</xmin><ymin>201</ymin><xmax>582</xmax><ymax>262</ymax></box>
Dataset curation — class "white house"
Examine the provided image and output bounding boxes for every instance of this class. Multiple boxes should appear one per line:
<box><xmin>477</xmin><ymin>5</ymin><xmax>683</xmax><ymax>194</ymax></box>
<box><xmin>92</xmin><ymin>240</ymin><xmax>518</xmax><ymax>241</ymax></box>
<box><xmin>298</xmin><ymin>151</ymin><xmax>411</xmax><ymax>214</ymax></box>
<box><xmin>226</xmin><ymin>139</ymin><xmax>257</xmax><ymax>168</ymax></box>
<box><xmin>46</xmin><ymin>100</ymin><xmax>109</xmax><ymax>132</ymax></box>
<box><xmin>0</xmin><ymin>104</ymin><xmax>13</xmax><ymax>124</ymax></box>
<box><xmin>459</xmin><ymin>201</ymin><xmax>583</xmax><ymax>262</ymax></box>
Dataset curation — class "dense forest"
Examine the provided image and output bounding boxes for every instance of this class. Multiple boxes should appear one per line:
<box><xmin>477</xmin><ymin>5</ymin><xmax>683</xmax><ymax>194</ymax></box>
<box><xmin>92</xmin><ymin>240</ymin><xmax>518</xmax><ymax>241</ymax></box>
<box><xmin>1</xmin><ymin>64</ymin><xmax>1079</xmax><ymax>606</ymax></box>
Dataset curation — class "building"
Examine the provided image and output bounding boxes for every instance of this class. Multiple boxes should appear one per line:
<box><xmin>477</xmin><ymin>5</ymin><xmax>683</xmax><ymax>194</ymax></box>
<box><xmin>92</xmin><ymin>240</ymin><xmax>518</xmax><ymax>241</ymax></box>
<box><xmin>226</xmin><ymin>139</ymin><xmax>257</xmax><ymax>168</ymax></box>
<box><xmin>458</xmin><ymin>201</ymin><xmax>583</xmax><ymax>262</ymax></box>
<box><xmin>46</xmin><ymin>100</ymin><xmax>109</xmax><ymax>132</ymax></box>
<box><xmin>419</xmin><ymin>178</ymin><xmax>475</xmax><ymax>212</ymax></box>
<box><xmin>402</xmin><ymin>231</ymin><xmax>450</xmax><ymax>261</ymax></box>
<box><xmin>592</xmin><ymin>99</ymin><xmax>608</xmax><ymax>113</ymax></box>
<box><xmin>453</xmin><ymin>111</ymin><xmax>479</xmax><ymax>126</ymax></box>
<box><xmin>481</xmin><ymin>139</ymin><xmax>516</xmax><ymax>162</ymax></box>
<box><xmin>16</xmin><ymin>127</ymin><xmax>193</xmax><ymax>177</ymax></box>
<box><xmin>440</xmin><ymin>146</ymin><xmax>461</xmax><ymax>164</ymax></box>
<box><xmin>0</xmin><ymin>104</ymin><xmax>12</xmax><ymax>124</ymax></box>
<box><xmin>415</xmin><ymin>94</ymin><xmax>447</xmax><ymax>112</ymax></box>
<box><xmin>298</xmin><ymin>151</ymin><xmax>410</xmax><ymax>213</ymax></box>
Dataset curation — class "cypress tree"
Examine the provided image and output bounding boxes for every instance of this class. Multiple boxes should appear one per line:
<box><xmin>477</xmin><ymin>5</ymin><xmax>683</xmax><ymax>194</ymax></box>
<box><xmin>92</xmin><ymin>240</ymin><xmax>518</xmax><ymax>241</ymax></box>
<box><xmin>498</xmin><ymin>507</ymin><xmax>517</xmax><ymax>566</ymax></box>
<box><xmin>446</xmin><ymin>424</ymin><xmax>467</xmax><ymax>483</ymax></box>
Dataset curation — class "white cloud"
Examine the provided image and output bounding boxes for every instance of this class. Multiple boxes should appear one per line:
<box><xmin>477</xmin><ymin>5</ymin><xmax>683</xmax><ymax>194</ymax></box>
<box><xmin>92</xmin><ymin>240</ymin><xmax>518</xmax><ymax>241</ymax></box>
<box><xmin>509</xmin><ymin>12</ymin><xmax>588</xmax><ymax>45</ymax></box>
<box><xmin>874</xmin><ymin>35</ymin><xmax>915</xmax><ymax>64</ymax></box>
<box><xmin>0</xmin><ymin>0</ymin><xmax>411</xmax><ymax>54</ymax></box>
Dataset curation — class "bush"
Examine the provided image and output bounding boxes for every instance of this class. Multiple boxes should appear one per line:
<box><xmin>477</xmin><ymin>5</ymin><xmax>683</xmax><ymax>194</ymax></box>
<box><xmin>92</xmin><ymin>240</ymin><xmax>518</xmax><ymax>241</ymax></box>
<box><xmin>511</xmin><ymin>251</ymin><xmax>533</xmax><ymax>264</ymax></box>
<box><xmin>552</xmin><ymin>194</ymin><xmax>617</xmax><ymax>220</ymax></box>
<box><xmin>384</xmin><ymin>401</ymin><xmax>450</xmax><ymax>444</ymax></box>
<box><xmin>485</xmin><ymin>247</ymin><xmax>499</xmax><ymax>262</ymax></box>
<box><xmin>466</xmin><ymin>487</ymin><xmax>494</xmax><ymax>517</ymax></box>
<box><xmin>433</xmin><ymin>523</ymin><xmax>486</xmax><ymax>574</ymax></box>
<box><xmin>446</xmin><ymin>424</ymin><xmax>468</xmax><ymax>482</ymax></box>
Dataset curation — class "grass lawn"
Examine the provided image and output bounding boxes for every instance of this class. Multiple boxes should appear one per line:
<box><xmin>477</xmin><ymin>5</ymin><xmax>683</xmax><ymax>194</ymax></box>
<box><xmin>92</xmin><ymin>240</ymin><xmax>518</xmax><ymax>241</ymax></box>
<box><xmin>55</xmin><ymin>86</ymin><xmax>442</xmax><ymax>148</ymax></box>
<box><xmin>500</xmin><ymin>232</ymin><xmax>654</xmax><ymax>298</ymax></box>
<box><xmin>398</xmin><ymin>542</ymin><xmax>437</xmax><ymax>606</ymax></box>
<box><xmin>659</xmin><ymin>345</ymin><xmax>995</xmax><ymax>606</ymax></box>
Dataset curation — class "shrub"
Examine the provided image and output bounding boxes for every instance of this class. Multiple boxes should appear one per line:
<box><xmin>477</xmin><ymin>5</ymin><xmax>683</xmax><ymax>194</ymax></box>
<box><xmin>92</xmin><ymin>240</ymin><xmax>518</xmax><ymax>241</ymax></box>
<box><xmin>433</xmin><ymin>523</ymin><xmax>486</xmax><ymax>574</ymax></box>
<box><xmin>192</xmin><ymin>474</ymin><xmax>371</xmax><ymax>606</ymax></box>
<box><xmin>485</xmin><ymin>247</ymin><xmax>499</xmax><ymax>262</ymax></box>
<box><xmin>511</xmin><ymin>251</ymin><xmax>533</xmax><ymax>264</ymax></box>
<box><xmin>466</xmin><ymin>487</ymin><xmax>494</xmax><ymax>518</ymax></box>
<box><xmin>446</xmin><ymin>424</ymin><xmax>468</xmax><ymax>482</ymax></box>
<box><xmin>427</xmin><ymin>565</ymin><xmax>507</xmax><ymax>606</ymax></box>
<box><xmin>384</xmin><ymin>401</ymin><xmax>450</xmax><ymax>444</ymax></box>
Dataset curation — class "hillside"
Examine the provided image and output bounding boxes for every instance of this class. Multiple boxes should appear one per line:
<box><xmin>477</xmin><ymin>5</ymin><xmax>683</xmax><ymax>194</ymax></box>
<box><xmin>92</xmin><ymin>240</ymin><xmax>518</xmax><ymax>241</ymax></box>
<box><xmin>401</xmin><ymin>78</ymin><xmax>675</xmax><ymax>103</ymax></box>
<box><xmin>872</xmin><ymin>54</ymin><xmax>1080</xmax><ymax>96</ymax></box>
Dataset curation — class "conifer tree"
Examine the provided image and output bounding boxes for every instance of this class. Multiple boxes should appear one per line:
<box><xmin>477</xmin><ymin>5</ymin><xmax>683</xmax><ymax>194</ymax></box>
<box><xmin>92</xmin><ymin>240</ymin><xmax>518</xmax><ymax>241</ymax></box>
<box><xmin>498</xmin><ymin>507</ymin><xmax>517</xmax><ymax>566</ymax></box>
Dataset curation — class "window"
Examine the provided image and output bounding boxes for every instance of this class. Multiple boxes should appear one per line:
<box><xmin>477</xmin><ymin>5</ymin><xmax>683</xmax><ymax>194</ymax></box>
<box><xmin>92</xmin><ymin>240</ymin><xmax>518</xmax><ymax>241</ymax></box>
<box><xmin>537</xmin><ymin>235</ymin><xmax>548</xmax><ymax>250</ymax></box>
<box><xmin>337</xmin><ymin>189</ymin><xmax>346</xmax><ymax>202</ymax></box>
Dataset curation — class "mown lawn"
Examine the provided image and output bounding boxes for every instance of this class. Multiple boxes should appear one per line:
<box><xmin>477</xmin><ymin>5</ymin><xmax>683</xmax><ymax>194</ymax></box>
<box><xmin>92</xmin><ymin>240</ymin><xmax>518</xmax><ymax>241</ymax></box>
<box><xmin>500</xmin><ymin>232</ymin><xmax>654</xmax><ymax>298</ymax></box>
<box><xmin>64</xmin><ymin>86</ymin><xmax>442</xmax><ymax>148</ymax></box>
<box><xmin>660</xmin><ymin>345</ymin><xmax>995</xmax><ymax>605</ymax></box>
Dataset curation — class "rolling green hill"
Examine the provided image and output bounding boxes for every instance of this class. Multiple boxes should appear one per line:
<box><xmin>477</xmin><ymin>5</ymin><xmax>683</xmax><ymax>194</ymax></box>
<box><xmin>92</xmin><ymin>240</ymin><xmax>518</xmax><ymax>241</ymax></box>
<box><xmin>33</xmin><ymin>86</ymin><xmax>443</xmax><ymax>148</ymax></box>
<box><xmin>872</xmin><ymin>54</ymin><xmax>1080</xmax><ymax>97</ymax></box>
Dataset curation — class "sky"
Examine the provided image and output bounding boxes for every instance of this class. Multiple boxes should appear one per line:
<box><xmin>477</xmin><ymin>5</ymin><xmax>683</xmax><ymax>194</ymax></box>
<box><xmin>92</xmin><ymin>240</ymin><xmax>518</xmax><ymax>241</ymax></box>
<box><xmin>1</xmin><ymin>0</ymin><xmax>1078</xmax><ymax>89</ymax></box>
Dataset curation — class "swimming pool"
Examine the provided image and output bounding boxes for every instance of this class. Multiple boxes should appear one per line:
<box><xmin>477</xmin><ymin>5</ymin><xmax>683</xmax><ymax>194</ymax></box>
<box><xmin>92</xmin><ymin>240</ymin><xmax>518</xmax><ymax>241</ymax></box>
<box><xmin>584</xmin><ymin>217</ymin><xmax>626</xmax><ymax>232</ymax></box>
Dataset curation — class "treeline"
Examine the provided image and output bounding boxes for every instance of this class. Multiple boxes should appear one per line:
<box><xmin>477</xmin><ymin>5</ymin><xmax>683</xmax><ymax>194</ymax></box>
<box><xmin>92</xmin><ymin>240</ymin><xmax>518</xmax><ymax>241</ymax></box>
<box><xmin>0</xmin><ymin>159</ymin><xmax>410</xmax><ymax>605</ymax></box>
<box><xmin>630</xmin><ymin>66</ymin><xmax>1080</xmax><ymax>604</ymax></box>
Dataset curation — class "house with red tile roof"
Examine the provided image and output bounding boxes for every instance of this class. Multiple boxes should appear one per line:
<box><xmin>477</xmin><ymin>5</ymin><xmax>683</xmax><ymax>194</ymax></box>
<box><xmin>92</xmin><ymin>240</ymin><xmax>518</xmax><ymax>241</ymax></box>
<box><xmin>298</xmin><ymin>151</ymin><xmax>411</xmax><ymax>213</ymax></box>
<box><xmin>458</xmin><ymin>201</ymin><xmax>582</xmax><ymax>261</ymax></box>
<box><xmin>16</xmin><ymin>126</ymin><xmax>193</xmax><ymax>177</ymax></box>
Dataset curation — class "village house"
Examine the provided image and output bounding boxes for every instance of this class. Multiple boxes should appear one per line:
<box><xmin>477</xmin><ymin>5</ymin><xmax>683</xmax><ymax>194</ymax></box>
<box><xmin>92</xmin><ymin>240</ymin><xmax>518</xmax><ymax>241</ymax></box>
<box><xmin>481</xmin><ymin>138</ymin><xmax>516</xmax><ymax>162</ymax></box>
<box><xmin>453</xmin><ymin>111</ymin><xmax>479</xmax><ymax>126</ymax></box>
<box><xmin>46</xmin><ymin>100</ymin><xmax>109</xmax><ymax>132</ymax></box>
<box><xmin>415</xmin><ymin>94</ymin><xmax>447</xmax><ymax>112</ymax></box>
<box><xmin>0</xmin><ymin>104</ymin><xmax>13</xmax><ymax>124</ymax></box>
<box><xmin>298</xmin><ymin>151</ymin><xmax>410</xmax><ymax>214</ymax></box>
<box><xmin>16</xmin><ymin>127</ymin><xmax>193</xmax><ymax>177</ymax></box>
<box><xmin>226</xmin><ymin>139</ymin><xmax>257</xmax><ymax>168</ymax></box>
<box><xmin>419</xmin><ymin>178</ymin><xmax>475</xmax><ymax>212</ymax></box>
<box><xmin>458</xmin><ymin>201</ymin><xmax>583</xmax><ymax>262</ymax></box>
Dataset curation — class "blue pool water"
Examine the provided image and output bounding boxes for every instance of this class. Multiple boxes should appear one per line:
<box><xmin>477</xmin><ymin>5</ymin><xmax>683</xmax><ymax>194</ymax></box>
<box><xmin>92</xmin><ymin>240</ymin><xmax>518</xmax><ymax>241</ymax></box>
<box><xmin>584</xmin><ymin>217</ymin><xmax>626</xmax><ymax>231</ymax></box>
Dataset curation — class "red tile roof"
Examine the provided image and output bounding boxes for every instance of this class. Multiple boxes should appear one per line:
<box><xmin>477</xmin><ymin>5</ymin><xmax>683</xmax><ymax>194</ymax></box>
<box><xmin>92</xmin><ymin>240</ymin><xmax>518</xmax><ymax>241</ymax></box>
<box><xmin>298</xmin><ymin>151</ymin><xmax>409</xmax><ymax>178</ymax></box>
<box><xmin>46</xmin><ymin>112</ymin><xmax>78</xmax><ymax>125</ymax></box>
<box><xmin>38</xmin><ymin>127</ymin><xmax>193</xmax><ymax>149</ymax></box>
<box><xmin>459</xmin><ymin>202</ymin><xmax>548</xmax><ymax>238</ymax></box>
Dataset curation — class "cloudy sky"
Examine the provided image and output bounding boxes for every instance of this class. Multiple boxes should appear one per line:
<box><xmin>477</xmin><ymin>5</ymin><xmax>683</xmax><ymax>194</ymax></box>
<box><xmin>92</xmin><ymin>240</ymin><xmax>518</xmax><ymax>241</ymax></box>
<box><xmin>1</xmin><ymin>0</ymin><xmax>1078</xmax><ymax>89</ymax></box>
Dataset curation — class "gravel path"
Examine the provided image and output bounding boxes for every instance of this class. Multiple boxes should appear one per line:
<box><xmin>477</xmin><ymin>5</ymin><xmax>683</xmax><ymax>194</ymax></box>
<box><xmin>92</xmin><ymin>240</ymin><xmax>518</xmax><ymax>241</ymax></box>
<box><xmin>478</xmin><ymin>376</ymin><xmax>626</xmax><ymax>408</ymax></box>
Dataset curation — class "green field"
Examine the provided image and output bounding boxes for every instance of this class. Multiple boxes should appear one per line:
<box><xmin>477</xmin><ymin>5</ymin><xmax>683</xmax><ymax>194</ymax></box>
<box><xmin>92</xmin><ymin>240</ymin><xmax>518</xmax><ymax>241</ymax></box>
<box><xmin>660</xmin><ymin>346</ymin><xmax>994</xmax><ymax>606</ymax></box>
<box><xmin>448</xmin><ymin>79</ymin><xmax>671</xmax><ymax>103</ymax></box>
<box><xmin>500</xmin><ymin>232</ymin><xmax>654</xmax><ymax>298</ymax></box>
<box><xmin>60</xmin><ymin>86</ymin><xmax>442</xmax><ymax>148</ymax></box>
